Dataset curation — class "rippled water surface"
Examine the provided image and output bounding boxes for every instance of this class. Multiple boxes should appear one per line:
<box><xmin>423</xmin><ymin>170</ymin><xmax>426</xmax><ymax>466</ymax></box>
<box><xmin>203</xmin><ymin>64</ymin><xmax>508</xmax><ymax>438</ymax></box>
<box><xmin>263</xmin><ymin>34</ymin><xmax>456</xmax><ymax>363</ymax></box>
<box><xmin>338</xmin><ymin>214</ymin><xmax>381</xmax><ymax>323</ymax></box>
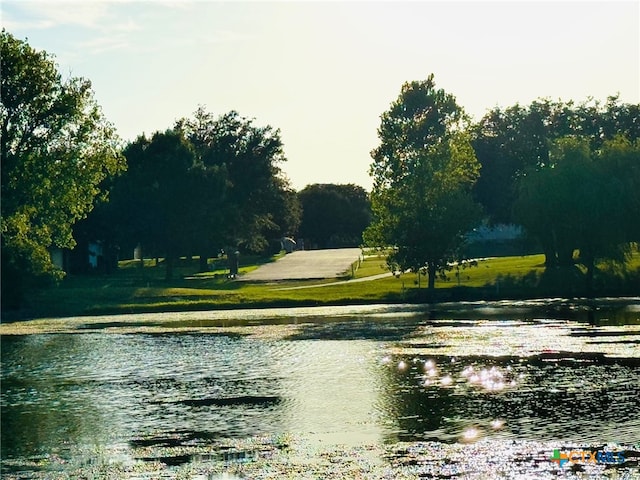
<box><xmin>2</xmin><ymin>299</ymin><xmax>639</xmax><ymax>479</ymax></box>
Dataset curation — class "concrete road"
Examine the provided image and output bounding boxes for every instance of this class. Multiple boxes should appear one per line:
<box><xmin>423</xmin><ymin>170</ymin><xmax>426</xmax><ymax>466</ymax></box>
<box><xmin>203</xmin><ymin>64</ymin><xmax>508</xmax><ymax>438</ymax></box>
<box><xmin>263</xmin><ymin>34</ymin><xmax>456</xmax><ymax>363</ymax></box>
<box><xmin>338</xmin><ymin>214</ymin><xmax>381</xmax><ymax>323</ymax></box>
<box><xmin>240</xmin><ymin>248</ymin><xmax>362</xmax><ymax>281</ymax></box>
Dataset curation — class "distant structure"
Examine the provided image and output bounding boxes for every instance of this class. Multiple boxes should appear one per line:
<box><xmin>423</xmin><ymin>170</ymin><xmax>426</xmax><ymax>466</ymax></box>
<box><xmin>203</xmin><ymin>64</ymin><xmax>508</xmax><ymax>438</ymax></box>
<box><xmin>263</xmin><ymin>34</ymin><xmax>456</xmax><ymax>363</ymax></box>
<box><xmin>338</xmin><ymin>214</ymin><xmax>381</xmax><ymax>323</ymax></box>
<box><xmin>466</xmin><ymin>224</ymin><xmax>523</xmax><ymax>243</ymax></box>
<box><xmin>281</xmin><ymin>237</ymin><xmax>297</xmax><ymax>253</ymax></box>
<box><xmin>465</xmin><ymin>224</ymin><xmax>538</xmax><ymax>257</ymax></box>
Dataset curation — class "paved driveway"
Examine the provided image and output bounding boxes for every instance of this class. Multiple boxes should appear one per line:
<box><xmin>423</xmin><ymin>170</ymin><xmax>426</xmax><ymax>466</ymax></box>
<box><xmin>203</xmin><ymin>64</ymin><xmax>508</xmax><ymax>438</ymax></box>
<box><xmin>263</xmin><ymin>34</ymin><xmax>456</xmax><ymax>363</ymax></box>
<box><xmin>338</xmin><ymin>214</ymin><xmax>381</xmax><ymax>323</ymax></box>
<box><xmin>240</xmin><ymin>248</ymin><xmax>362</xmax><ymax>281</ymax></box>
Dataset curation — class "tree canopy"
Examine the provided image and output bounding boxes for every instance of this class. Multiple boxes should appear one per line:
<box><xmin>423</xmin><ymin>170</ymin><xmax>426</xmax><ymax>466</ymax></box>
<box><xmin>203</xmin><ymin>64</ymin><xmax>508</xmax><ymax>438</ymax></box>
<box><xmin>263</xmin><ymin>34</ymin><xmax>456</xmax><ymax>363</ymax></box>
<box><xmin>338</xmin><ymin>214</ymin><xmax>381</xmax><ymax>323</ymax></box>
<box><xmin>1</xmin><ymin>30</ymin><xmax>125</xmax><ymax>307</ymax></box>
<box><xmin>513</xmin><ymin>135</ymin><xmax>640</xmax><ymax>291</ymax></box>
<box><xmin>297</xmin><ymin>183</ymin><xmax>371</xmax><ymax>248</ymax></box>
<box><xmin>365</xmin><ymin>74</ymin><xmax>482</xmax><ymax>290</ymax></box>
<box><xmin>99</xmin><ymin>107</ymin><xmax>300</xmax><ymax>278</ymax></box>
<box><xmin>177</xmin><ymin>107</ymin><xmax>300</xmax><ymax>255</ymax></box>
<box><xmin>471</xmin><ymin>96</ymin><xmax>640</xmax><ymax>224</ymax></box>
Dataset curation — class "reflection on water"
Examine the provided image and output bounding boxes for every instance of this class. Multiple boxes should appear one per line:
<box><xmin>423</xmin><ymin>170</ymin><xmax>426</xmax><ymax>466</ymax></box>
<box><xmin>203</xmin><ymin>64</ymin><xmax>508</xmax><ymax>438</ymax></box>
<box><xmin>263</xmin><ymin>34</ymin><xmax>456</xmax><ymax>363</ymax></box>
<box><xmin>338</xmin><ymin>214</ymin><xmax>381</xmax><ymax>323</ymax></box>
<box><xmin>379</xmin><ymin>352</ymin><xmax>640</xmax><ymax>445</ymax></box>
<box><xmin>1</xmin><ymin>299</ymin><xmax>639</xmax><ymax>478</ymax></box>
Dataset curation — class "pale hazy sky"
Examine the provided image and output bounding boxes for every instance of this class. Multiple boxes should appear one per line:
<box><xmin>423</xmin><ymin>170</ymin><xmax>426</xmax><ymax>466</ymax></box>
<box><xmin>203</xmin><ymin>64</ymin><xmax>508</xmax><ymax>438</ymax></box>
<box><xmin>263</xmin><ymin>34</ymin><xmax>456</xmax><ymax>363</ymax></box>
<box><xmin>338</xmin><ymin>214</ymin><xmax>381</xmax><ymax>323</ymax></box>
<box><xmin>2</xmin><ymin>1</ymin><xmax>639</xmax><ymax>191</ymax></box>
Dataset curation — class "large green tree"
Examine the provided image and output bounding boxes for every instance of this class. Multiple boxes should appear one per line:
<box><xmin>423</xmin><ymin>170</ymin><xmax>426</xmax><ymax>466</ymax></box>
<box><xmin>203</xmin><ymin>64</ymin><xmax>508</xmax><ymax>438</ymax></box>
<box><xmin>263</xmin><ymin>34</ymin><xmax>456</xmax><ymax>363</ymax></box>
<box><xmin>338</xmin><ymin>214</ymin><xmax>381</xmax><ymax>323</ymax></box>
<box><xmin>599</xmin><ymin>135</ymin><xmax>640</xmax><ymax>245</ymax></box>
<box><xmin>297</xmin><ymin>183</ymin><xmax>371</xmax><ymax>248</ymax></box>
<box><xmin>513</xmin><ymin>135</ymin><xmax>639</xmax><ymax>292</ymax></box>
<box><xmin>116</xmin><ymin>130</ymin><xmax>198</xmax><ymax>279</ymax></box>
<box><xmin>1</xmin><ymin>31</ymin><xmax>124</xmax><ymax>307</ymax></box>
<box><xmin>365</xmin><ymin>75</ymin><xmax>482</xmax><ymax>290</ymax></box>
<box><xmin>177</xmin><ymin>107</ymin><xmax>299</xmax><ymax>258</ymax></box>
<box><xmin>470</xmin><ymin>102</ymin><xmax>549</xmax><ymax>223</ymax></box>
<box><xmin>99</xmin><ymin>108</ymin><xmax>299</xmax><ymax>277</ymax></box>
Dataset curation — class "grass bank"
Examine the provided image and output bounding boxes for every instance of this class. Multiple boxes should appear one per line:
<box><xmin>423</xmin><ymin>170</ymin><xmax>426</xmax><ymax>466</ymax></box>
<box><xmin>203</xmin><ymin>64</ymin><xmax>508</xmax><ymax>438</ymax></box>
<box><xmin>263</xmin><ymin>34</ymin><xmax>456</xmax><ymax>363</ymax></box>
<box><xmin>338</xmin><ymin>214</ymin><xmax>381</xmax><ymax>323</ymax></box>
<box><xmin>4</xmin><ymin>250</ymin><xmax>640</xmax><ymax>321</ymax></box>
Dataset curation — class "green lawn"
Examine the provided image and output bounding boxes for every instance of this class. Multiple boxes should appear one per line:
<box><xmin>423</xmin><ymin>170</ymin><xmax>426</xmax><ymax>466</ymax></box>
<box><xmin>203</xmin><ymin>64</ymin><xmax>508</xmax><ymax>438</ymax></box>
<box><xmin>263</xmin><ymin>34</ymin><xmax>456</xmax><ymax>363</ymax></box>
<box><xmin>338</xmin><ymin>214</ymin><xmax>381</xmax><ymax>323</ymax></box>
<box><xmin>12</xmin><ymin>249</ymin><xmax>640</xmax><ymax>320</ymax></box>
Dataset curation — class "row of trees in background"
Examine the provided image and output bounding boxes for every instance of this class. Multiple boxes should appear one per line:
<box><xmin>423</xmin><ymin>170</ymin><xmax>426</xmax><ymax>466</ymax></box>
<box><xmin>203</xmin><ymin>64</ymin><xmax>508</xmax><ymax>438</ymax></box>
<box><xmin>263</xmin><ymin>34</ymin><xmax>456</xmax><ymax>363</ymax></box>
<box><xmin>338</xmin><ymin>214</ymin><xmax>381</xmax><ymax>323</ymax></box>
<box><xmin>82</xmin><ymin>111</ymin><xmax>370</xmax><ymax>278</ymax></box>
<box><xmin>471</xmin><ymin>95</ymin><xmax>639</xmax><ymax>293</ymax></box>
<box><xmin>513</xmin><ymin>136</ymin><xmax>639</xmax><ymax>291</ymax></box>
<box><xmin>3</xmin><ymin>29</ymin><xmax>639</xmax><ymax>307</ymax></box>
<box><xmin>297</xmin><ymin>183</ymin><xmax>371</xmax><ymax>249</ymax></box>
<box><xmin>472</xmin><ymin>96</ymin><xmax>640</xmax><ymax>224</ymax></box>
<box><xmin>366</xmin><ymin>74</ymin><xmax>640</xmax><ymax>291</ymax></box>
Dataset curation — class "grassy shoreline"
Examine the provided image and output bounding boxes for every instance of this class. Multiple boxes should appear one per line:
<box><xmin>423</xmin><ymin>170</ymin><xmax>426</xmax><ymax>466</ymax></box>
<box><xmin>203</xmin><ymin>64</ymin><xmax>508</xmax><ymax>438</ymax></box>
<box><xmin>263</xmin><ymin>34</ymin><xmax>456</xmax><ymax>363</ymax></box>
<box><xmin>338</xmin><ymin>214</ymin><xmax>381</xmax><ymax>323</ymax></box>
<box><xmin>2</xmin><ymin>251</ymin><xmax>639</xmax><ymax>323</ymax></box>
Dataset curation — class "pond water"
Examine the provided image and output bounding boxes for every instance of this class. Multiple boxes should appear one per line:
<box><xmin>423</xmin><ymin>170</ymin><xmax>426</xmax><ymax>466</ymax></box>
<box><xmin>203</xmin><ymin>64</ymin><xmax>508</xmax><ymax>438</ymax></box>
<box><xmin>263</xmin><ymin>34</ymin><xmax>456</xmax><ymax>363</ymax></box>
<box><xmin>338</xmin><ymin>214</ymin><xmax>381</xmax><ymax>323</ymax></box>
<box><xmin>2</xmin><ymin>299</ymin><xmax>640</xmax><ymax>479</ymax></box>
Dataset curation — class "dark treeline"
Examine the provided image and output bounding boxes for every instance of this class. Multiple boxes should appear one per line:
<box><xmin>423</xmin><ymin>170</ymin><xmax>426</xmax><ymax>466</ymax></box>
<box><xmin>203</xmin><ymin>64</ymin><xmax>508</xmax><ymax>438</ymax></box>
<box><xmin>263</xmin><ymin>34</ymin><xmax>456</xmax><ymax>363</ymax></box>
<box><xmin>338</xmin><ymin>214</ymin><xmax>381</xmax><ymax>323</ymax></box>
<box><xmin>470</xmin><ymin>97</ymin><xmax>640</xmax><ymax>292</ymax></box>
<box><xmin>296</xmin><ymin>183</ymin><xmax>371</xmax><ymax>249</ymax></box>
<box><xmin>78</xmin><ymin>107</ymin><xmax>302</xmax><ymax>279</ymax></box>
<box><xmin>472</xmin><ymin>97</ymin><xmax>640</xmax><ymax>224</ymax></box>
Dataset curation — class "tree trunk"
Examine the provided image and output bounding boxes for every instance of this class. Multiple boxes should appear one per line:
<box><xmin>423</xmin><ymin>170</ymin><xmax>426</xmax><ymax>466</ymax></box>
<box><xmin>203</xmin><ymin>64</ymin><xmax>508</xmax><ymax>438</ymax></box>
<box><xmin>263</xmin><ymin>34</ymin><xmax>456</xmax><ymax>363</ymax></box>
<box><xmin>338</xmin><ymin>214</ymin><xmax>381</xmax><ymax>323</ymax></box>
<box><xmin>541</xmin><ymin>236</ymin><xmax>557</xmax><ymax>267</ymax></box>
<box><xmin>584</xmin><ymin>253</ymin><xmax>595</xmax><ymax>297</ymax></box>
<box><xmin>165</xmin><ymin>254</ymin><xmax>174</xmax><ymax>280</ymax></box>
<box><xmin>427</xmin><ymin>263</ymin><xmax>436</xmax><ymax>290</ymax></box>
<box><xmin>199</xmin><ymin>253</ymin><xmax>208</xmax><ymax>273</ymax></box>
